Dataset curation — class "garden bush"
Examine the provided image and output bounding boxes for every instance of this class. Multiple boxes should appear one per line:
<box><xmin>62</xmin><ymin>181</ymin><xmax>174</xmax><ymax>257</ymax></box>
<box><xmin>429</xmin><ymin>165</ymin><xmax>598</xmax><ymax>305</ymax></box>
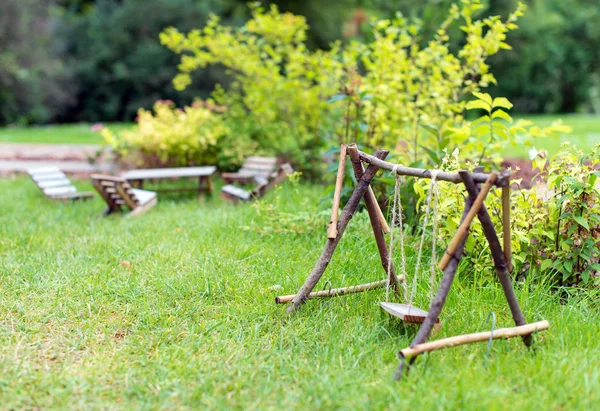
<box><xmin>102</xmin><ymin>100</ymin><xmax>236</xmax><ymax>168</ymax></box>
<box><xmin>420</xmin><ymin>138</ymin><xmax>600</xmax><ymax>288</ymax></box>
<box><xmin>162</xmin><ymin>1</ymin><xmax>532</xmax><ymax>173</ymax></box>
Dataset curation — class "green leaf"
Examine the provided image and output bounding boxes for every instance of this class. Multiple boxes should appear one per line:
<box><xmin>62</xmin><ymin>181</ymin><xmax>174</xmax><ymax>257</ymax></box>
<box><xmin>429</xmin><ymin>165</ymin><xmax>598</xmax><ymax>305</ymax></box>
<box><xmin>588</xmin><ymin>263</ymin><xmax>600</xmax><ymax>272</ymax></box>
<box><xmin>582</xmin><ymin>270</ymin><xmax>590</xmax><ymax>283</ymax></box>
<box><xmin>420</xmin><ymin>125</ymin><xmax>439</xmax><ymax>138</ymax></box>
<box><xmin>564</xmin><ymin>259</ymin><xmax>573</xmax><ymax>273</ymax></box>
<box><xmin>473</xmin><ymin>92</ymin><xmax>493</xmax><ymax>105</ymax></box>
<box><xmin>491</xmin><ymin>109</ymin><xmax>512</xmax><ymax>123</ymax></box>
<box><xmin>327</xmin><ymin>94</ymin><xmax>347</xmax><ymax>104</ymax></box>
<box><xmin>421</xmin><ymin>145</ymin><xmax>441</xmax><ymax>164</ymax></box>
<box><xmin>567</xmin><ymin>224</ymin><xmax>578</xmax><ymax>236</ymax></box>
<box><xmin>573</xmin><ymin>215</ymin><xmax>590</xmax><ymax>230</ymax></box>
<box><xmin>466</xmin><ymin>100</ymin><xmax>491</xmax><ymax>112</ymax></box>
<box><xmin>492</xmin><ymin>97</ymin><xmax>513</xmax><ymax>110</ymax></box>
<box><xmin>540</xmin><ymin>259</ymin><xmax>553</xmax><ymax>271</ymax></box>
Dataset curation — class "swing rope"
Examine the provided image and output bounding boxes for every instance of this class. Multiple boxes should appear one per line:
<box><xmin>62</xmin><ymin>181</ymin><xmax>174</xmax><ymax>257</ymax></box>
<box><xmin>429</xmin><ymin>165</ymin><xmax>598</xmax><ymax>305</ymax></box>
<box><xmin>386</xmin><ymin>165</ymin><xmax>407</xmax><ymax>302</ymax></box>
<box><xmin>429</xmin><ymin>170</ymin><xmax>440</xmax><ymax>302</ymax></box>
<box><xmin>386</xmin><ymin>167</ymin><xmax>440</xmax><ymax>308</ymax></box>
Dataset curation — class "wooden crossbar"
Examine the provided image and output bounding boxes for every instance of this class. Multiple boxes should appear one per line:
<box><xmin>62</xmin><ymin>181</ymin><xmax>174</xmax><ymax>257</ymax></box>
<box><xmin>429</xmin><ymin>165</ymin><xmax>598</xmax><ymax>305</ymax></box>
<box><xmin>358</xmin><ymin>150</ymin><xmax>510</xmax><ymax>187</ymax></box>
<box><xmin>275</xmin><ymin>280</ymin><xmax>394</xmax><ymax>304</ymax></box>
<box><xmin>399</xmin><ymin>320</ymin><xmax>549</xmax><ymax>360</ymax></box>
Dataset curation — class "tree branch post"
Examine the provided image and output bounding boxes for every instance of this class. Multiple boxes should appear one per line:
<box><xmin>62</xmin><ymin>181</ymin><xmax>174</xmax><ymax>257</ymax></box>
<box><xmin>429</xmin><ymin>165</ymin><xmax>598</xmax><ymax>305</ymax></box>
<box><xmin>286</xmin><ymin>150</ymin><xmax>389</xmax><ymax>314</ymax></box>
<box><xmin>394</xmin><ymin>189</ymin><xmax>476</xmax><ymax>380</ymax></box>
<box><xmin>459</xmin><ymin>171</ymin><xmax>532</xmax><ymax>347</ymax></box>
<box><xmin>347</xmin><ymin>144</ymin><xmax>399</xmax><ymax>293</ymax></box>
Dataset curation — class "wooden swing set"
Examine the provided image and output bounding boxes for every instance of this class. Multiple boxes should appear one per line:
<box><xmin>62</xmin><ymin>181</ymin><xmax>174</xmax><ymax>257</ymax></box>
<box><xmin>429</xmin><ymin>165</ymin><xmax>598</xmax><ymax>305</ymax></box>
<box><xmin>276</xmin><ymin>143</ymin><xmax>549</xmax><ymax>380</ymax></box>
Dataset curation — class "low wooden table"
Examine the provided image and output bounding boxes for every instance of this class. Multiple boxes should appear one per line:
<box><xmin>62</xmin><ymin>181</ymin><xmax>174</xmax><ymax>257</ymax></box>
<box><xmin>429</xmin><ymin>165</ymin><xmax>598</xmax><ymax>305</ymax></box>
<box><xmin>123</xmin><ymin>166</ymin><xmax>217</xmax><ymax>200</ymax></box>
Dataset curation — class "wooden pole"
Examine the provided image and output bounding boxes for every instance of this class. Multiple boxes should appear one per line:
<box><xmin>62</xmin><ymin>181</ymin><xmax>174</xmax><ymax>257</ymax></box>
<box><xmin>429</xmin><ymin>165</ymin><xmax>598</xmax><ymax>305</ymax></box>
<box><xmin>399</xmin><ymin>320</ymin><xmax>549</xmax><ymax>360</ymax></box>
<box><xmin>438</xmin><ymin>172</ymin><xmax>498</xmax><ymax>271</ymax></box>
<box><xmin>460</xmin><ymin>171</ymin><xmax>532</xmax><ymax>347</ymax></box>
<box><xmin>373</xmin><ymin>189</ymin><xmax>391</xmax><ymax>234</ymax></box>
<box><xmin>502</xmin><ymin>186</ymin><xmax>513</xmax><ymax>272</ymax></box>
<box><xmin>394</xmin><ymin>191</ymin><xmax>476</xmax><ymax>380</ymax></box>
<box><xmin>347</xmin><ymin>144</ymin><xmax>399</xmax><ymax>292</ymax></box>
<box><xmin>275</xmin><ymin>279</ymin><xmax>398</xmax><ymax>304</ymax></box>
<box><xmin>328</xmin><ymin>144</ymin><xmax>347</xmax><ymax>239</ymax></box>
<box><xmin>357</xmin><ymin>150</ymin><xmax>510</xmax><ymax>187</ymax></box>
<box><xmin>286</xmin><ymin>150</ymin><xmax>389</xmax><ymax>314</ymax></box>
<box><xmin>347</xmin><ymin>145</ymin><xmax>389</xmax><ymax>233</ymax></box>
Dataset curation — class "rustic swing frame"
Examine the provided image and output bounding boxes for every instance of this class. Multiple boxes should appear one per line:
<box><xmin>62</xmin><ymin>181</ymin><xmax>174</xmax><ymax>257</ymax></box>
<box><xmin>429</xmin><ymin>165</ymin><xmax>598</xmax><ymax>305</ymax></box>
<box><xmin>276</xmin><ymin>143</ymin><xmax>548</xmax><ymax>380</ymax></box>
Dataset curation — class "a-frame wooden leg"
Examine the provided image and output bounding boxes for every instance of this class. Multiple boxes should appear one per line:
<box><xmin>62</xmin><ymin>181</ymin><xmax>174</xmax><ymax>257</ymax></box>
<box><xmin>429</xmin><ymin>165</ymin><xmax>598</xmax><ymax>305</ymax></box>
<box><xmin>347</xmin><ymin>145</ymin><xmax>400</xmax><ymax>292</ymax></box>
<box><xmin>459</xmin><ymin>171</ymin><xmax>532</xmax><ymax>347</ymax></box>
<box><xmin>394</xmin><ymin>191</ymin><xmax>476</xmax><ymax>380</ymax></box>
<box><xmin>286</xmin><ymin>150</ymin><xmax>390</xmax><ymax>314</ymax></box>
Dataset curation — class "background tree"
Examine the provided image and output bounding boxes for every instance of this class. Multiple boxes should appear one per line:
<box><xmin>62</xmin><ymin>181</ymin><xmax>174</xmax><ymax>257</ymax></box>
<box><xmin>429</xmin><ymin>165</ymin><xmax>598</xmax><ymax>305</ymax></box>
<box><xmin>0</xmin><ymin>0</ymin><xmax>75</xmax><ymax>124</ymax></box>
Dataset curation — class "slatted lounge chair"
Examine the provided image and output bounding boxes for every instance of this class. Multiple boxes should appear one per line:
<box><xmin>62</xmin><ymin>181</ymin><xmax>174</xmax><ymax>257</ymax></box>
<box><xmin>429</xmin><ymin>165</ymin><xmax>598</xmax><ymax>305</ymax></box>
<box><xmin>27</xmin><ymin>166</ymin><xmax>94</xmax><ymax>201</ymax></box>
<box><xmin>221</xmin><ymin>163</ymin><xmax>294</xmax><ymax>204</ymax></box>
<box><xmin>90</xmin><ymin>174</ymin><xmax>157</xmax><ymax>217</ymax></box>
<box><xmin>221</xmin><ymin>156</ymin><xmax>279</xmax><ymax>185</ymax></box>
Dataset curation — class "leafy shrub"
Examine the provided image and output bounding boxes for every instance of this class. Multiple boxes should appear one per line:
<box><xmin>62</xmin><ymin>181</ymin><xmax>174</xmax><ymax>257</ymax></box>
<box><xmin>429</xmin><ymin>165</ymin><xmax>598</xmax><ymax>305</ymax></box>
<box><xmin>420</xmin><ymin>139</ymin><xmax>600</xmax><ymax>288</ymax></box>
<box><xmin>162</xmin><ymin>0</ymin><xmax>530</xmax><ymax>175</ymax></box>
<box><xmin>102</xmin><ymin>100</ymin><xmax>231</xmax><ymax>167</ymax></box>
<box><xmin>536</xmin><ymin>143</ymin><xmax>600</xmax><ymax>285</ymax></box>
<box><xmin>448</xmin><ymin>92</ymin><xmax>570</xmax><ymax>166</ymax></box>
<box><xmin>339</xmin><ymin>1</ymin><xmax>525</xmax><ymax>164</ymax></box>
<box><xmin>161</xmin><ymin>4</ymin><xmax>346</xmax><ymax>174</ymax></box>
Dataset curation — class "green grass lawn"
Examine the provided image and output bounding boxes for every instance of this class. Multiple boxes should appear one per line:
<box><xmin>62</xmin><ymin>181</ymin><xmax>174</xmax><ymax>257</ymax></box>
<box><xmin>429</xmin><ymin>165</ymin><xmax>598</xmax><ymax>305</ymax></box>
<box><xmin>0</xmin><ymin>123</ymin><xmax>132</xmax><ymax>144</ymax></box>
<box><xmin>1</xmin><ymin>114</ymin><xmax>599</xmax><ymax>159</ymax></box>
<box><xmin>0</xmin><ymin>178</ymin><xmax>598</xmax><ymax>408</ymax></box>
<box><xmin>509</xmin><ymin>114</ymin><xmax>600</xmax><ymax>157</ymax></box>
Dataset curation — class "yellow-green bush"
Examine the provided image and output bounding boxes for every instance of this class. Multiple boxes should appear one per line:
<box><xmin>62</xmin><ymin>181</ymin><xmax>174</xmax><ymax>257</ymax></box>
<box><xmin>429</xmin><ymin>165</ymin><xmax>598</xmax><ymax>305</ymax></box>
<box><xmin>102</xmin><ymin>100</ymin><xmax>232</xmax><ymax>167</ymax></box>
<box><xmin>161</xmin><ymin>1</ymin><xmax>530</xmax><ymax>170</ymax></box>
<box><xmin>160</xmin><ymin>4</ymin><xmax>345</xmax><ymax>173</ymax></box>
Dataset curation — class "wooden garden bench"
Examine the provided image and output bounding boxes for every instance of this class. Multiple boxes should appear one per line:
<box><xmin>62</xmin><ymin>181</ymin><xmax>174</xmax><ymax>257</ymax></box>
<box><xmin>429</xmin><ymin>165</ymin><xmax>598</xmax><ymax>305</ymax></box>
<box><xmin>221</xmin><ymin>156</ymin><xmax>279</xmax><ymax>185</ymax></box>
<box><xmin>91</xmin><ymin>174</ymin><xmax>157</xmax><ymax>217</ymax></box>
<box><xmin>221</xmin><ymin>163</ymin><xmax>294</xmax><ymax>203</ymax></box>
<box><xmin>27</xmin><ymin>166</ymin><xmax>94</xmax><ymax>201</ymax></box>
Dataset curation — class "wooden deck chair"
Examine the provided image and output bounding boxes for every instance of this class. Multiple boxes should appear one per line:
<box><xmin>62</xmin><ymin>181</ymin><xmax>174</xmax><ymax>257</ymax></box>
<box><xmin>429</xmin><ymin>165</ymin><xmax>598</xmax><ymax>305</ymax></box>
<box><xmin>221</xmin><ymin>163</ymin><xmax>294</xmax><ymax>204</ymax></box>
<box><xmin>221</xmin><ymin>156</ymin><xmax>279</xmax><ymax>185</ymax></box>
<box><xmin>90</xmin><ymin>174</ymin><xmax>157</xmax><ymax>217</ymax></box>
<box><xmin>27</xmin><ymin>166</ymin><xmax>94</xmax><ymax>201</ymax></box>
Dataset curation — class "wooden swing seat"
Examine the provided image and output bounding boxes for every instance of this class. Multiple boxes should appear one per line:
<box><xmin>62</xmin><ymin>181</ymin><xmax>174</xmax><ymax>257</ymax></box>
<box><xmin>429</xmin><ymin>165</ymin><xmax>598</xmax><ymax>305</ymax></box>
<box><xmin>379</xmin><ymin>302</ymin><xmax>440</xmax><ymax>324</ymax></box>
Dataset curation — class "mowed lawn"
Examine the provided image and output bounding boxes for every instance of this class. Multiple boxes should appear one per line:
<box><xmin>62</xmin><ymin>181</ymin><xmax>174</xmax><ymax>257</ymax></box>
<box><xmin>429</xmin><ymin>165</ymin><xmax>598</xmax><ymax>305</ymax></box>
<box><xmin>512</xmin><ymin>114</ymin><xmax>600</xmax><ymax>156</ymax></box>
<box><xmin>1</xmin><ymin>114</ymin><xmax>599</xmax><ymax>158</ymax></box>
<box><xmin>0</xmin><ymin>123</ymin><xmax>133</xmax><ymax>145</ymax></box>
<box><xmin>0</xmin><ymin>178</ymin><xmax>598</xmax><ymax>408</ymax></box>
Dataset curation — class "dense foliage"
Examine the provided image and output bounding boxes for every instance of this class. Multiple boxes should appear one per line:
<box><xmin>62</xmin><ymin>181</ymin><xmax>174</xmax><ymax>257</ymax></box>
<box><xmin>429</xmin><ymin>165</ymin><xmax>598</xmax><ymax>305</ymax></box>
<box><xmin>0</xmin><ymin>0</ymin><xmax>75</xmax><ymax>125</ymax></box>
<box><xmin>160</xmin><ymin>1</ymin><xmax>526</xmax><ymax>171</ymax></box>
<box><xmin>488</xmin><ymin>0</ymin><xmax>600</xmax><ymax>113</ymax></box>
<box><xmin>2</xmin><ymin>0</ymin><xmax>600</xmax><ymax>125</ymax></box>
<box><xmin>422</xmin><ymin>137</ymin><xmax>600</xmax><ymax>288</ymax></box>
<box><xmin>102</xmin><ymin>100</ymin><xmax>231</xmax><ymax>167</ymax></box>
<box><xmin>59</xmin><ymin>0</ymin><xmax>240</xmax><ymax>123</ymax></box>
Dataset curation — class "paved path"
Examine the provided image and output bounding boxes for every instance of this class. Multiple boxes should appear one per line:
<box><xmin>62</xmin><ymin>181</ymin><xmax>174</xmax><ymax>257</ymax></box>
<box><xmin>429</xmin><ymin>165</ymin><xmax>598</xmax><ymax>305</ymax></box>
<box><xmin>0</xmin><ymin>143</ymin><xmax>112</xmax><ymax>174</ymax></box>
<box><xmin>0</xmin><ymin>143</ymin><xmax>103</xmax><ymax>160</ymax></box>
<box><xmin>0</xmin><ymin>160</ymin><xmax>112</xmax><ymax>173</ymax></box>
